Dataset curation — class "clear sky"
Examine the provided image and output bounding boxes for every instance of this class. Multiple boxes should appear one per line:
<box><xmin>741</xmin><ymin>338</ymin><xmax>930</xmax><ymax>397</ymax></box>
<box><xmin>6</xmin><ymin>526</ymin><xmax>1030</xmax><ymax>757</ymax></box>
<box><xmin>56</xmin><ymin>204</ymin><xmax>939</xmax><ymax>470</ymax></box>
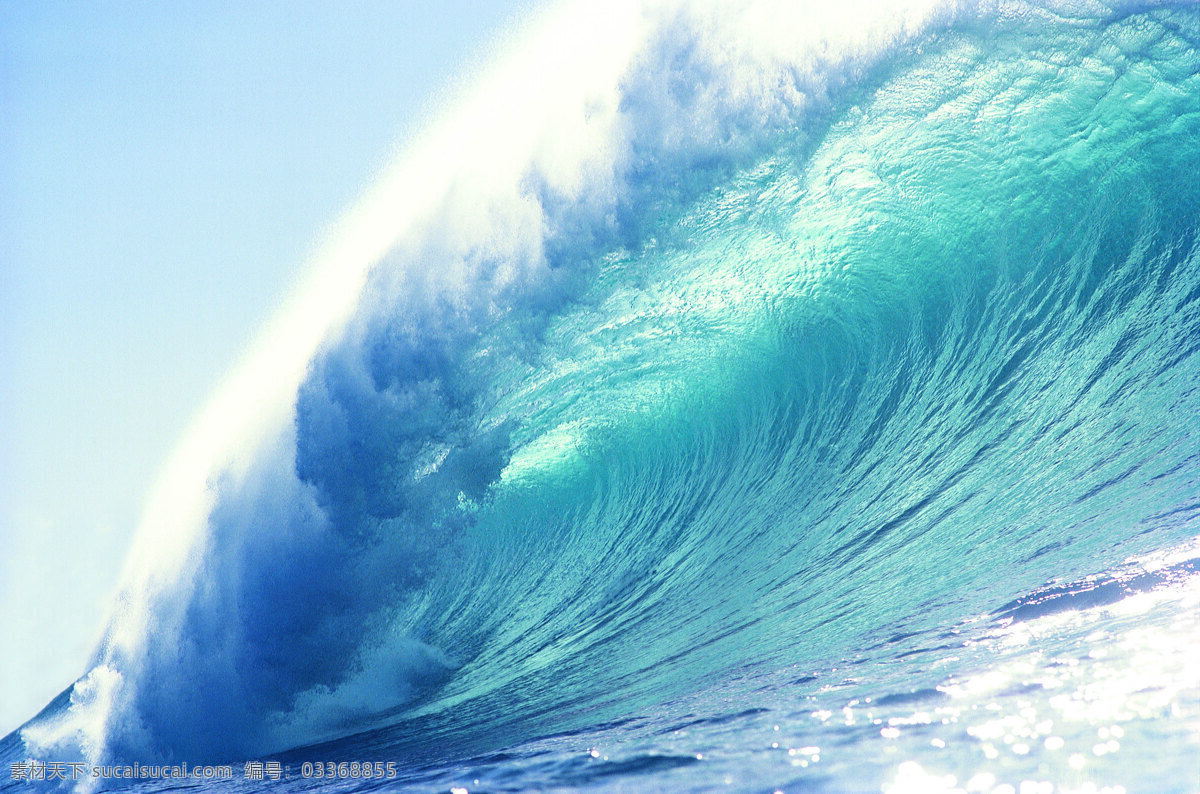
<box><xmin>0</xmin><ymin>0</ymin><xmax>534</xmax><ymax>737</ymax></box>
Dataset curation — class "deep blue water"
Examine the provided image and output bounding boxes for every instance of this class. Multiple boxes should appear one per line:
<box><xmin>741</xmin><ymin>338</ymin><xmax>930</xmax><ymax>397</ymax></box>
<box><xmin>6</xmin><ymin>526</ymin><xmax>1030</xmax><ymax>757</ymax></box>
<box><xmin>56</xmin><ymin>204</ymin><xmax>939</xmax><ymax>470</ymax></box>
<box><xmin>5</xmin><ymin>0</ymin><xmax>1200</xmax><ymax>791</ymax></box>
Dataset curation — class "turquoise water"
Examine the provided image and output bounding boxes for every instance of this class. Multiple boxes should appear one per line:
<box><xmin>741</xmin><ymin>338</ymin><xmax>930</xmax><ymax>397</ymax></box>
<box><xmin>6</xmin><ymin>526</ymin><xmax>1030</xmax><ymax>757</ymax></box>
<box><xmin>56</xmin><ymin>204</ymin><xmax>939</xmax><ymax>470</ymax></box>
<box><xmin>4</xmin><ymin>1</ymin><xmax>1199</xmax><ymax>791</ymax></box>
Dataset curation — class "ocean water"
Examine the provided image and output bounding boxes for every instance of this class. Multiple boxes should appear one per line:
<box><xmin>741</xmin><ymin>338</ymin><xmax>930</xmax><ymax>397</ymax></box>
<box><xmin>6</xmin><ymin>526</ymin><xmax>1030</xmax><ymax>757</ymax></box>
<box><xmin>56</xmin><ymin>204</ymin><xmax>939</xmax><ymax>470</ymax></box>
<box><xmin>4</xmin><ymin>0</ymin><xmax>1200</xmax><ymax>792</ymax></box>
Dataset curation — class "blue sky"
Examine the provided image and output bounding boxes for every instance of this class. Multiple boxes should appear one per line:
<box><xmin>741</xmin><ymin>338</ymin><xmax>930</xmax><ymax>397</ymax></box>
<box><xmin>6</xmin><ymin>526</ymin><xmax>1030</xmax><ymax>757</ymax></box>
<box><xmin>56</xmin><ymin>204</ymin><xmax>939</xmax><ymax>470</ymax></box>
<box><xmin>0</xmin><ymin>0</ymin><xmax>532</xmax><ymax>736</ymax></box>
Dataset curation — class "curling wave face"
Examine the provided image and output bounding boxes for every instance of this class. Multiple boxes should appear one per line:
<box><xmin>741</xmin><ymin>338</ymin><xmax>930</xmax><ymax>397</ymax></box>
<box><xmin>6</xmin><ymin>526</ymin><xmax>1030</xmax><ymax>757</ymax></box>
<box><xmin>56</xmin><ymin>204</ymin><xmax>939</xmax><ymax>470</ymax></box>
<box><xmin>8</xmin><ymin>0</ymin><xmax>1200</xmax><ymax>790</ymax></box>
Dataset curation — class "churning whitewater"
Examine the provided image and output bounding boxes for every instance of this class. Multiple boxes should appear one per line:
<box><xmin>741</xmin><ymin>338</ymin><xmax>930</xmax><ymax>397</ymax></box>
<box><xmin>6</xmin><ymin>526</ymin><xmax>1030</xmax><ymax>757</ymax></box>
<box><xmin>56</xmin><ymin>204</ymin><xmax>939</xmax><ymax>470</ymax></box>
<box><xmin>4</xmin><ymin>0</ymin><xmax>1199</xmax><ymax>791</ymax></box>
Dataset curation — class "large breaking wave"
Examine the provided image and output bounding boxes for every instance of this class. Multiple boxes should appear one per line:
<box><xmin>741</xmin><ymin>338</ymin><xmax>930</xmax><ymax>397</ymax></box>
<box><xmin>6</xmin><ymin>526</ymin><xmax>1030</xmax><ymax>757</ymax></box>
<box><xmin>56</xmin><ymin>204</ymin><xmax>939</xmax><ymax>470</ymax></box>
<box><xmin>7</xmin><ymin>0</ymin><xmax>1200</xmax><ymax>789</ymax></box>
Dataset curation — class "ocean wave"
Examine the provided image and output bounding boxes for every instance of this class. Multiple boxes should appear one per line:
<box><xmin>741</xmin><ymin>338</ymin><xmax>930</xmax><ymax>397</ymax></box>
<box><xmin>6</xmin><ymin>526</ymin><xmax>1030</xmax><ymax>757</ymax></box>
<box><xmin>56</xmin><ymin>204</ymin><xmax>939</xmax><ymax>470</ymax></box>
<box><xmin>8</xmin><ymin>0</ymin><xmax>1199</xmax><ymax>789</ymax></box>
